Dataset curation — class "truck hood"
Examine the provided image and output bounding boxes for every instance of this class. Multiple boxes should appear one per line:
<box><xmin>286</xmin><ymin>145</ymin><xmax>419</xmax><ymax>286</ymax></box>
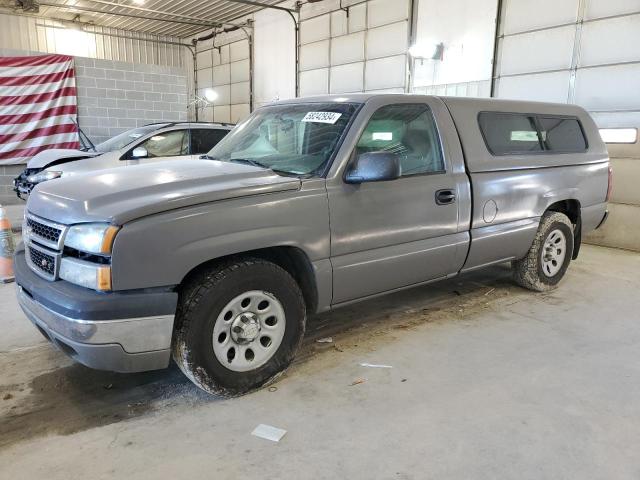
<box><xmin>27</xmin><ymin>149</ymin><xmax>102</xmax><ymax>169</ymax></box>
<box><xmin>27</xmin><ymin>159</ymin><xmax>301</xmax><ymax>225</ymax></box>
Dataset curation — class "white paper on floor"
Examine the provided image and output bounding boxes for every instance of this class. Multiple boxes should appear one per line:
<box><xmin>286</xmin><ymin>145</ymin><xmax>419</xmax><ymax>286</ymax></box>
<box><xmin>251</xmin><ymin>424</ymin><xmax>287</xmax><ymax>442</ymax></box>
<box><xmin>359</xmin><ymin>363</ymin><xmax>393</xmax><ymax>368</ymax></box>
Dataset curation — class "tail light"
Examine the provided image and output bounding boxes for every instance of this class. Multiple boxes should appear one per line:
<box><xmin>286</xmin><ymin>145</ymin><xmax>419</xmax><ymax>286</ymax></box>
<box><xmin>606</xmin><ymin>165</ymin><xmax>613</xmax><ymax>202</ymax></box>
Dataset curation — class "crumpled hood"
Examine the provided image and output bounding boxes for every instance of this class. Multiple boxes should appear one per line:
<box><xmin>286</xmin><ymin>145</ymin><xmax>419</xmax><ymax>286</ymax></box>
<box><xmin>27</xmin><ymin>149</ymin><xmax>101</xmax><ymax>169</ymax></box>
<box><xmin>27</xmin><ymin>159</ymin><xmax>301</xmax><ymax>225</ymax></box>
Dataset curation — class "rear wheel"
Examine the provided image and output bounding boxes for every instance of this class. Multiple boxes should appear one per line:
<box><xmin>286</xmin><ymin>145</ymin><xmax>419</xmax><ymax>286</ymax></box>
<box><xmin>172</xmin><ymin>258</ymin><xmax>306</xmax><ymax>396</ymax></box>
<box><xmin>513</xmin><ymin>212</ymin><xmax>574</xmax><ymax>292</ymax></box>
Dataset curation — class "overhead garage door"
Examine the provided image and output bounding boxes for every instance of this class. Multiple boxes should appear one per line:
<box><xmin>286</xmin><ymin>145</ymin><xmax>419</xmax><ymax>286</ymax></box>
<box><xmin>494</xmin><ymin>0</ymin><xmax>640</xmax><ymax>251</ymax></box>
<box><xmin>298</xmin><ymin>0</ymin><xmax>410</xmax><ymax>96</ymax></box>
<box><xmin>195</xmin><ymin>37</ymin><xmax>251</xmax><ymax>124</ymax></box>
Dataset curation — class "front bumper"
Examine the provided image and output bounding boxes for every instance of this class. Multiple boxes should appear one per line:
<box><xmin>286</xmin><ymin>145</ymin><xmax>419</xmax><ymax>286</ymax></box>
<box><xmin>15</xmin><ymin>250</ymin><xmax>178</xmax><ymax>373</ymax></box>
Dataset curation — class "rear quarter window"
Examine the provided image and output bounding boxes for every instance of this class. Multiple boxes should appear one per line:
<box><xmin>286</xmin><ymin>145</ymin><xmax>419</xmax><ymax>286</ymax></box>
<box><xmin>478</xmin><ymin>112</ymin><xmax>542</xmax><ymax>155</ymax></box>
<box><xmin>478</xmin><ymin>111</ymin><xmax>588</xmax><ymax>156</ymax></box>
<box><xmin>538</xmin><ymin>117</ymin><xmax>587</xmax><ymax>152</ymax></box>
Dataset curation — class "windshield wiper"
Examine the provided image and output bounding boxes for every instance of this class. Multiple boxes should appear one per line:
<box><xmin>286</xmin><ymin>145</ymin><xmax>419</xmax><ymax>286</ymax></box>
<box><xmin>230</xmin><ymin>158</ymin><xmax>270</xmax><ymax>169</ymax></box>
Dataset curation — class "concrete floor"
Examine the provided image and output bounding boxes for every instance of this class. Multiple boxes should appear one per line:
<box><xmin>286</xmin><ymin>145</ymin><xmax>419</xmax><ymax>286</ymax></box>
<box><xmin>1</xmin><ymin>244</ymin><xmax>639</xmax><ymax>479</ymax></box>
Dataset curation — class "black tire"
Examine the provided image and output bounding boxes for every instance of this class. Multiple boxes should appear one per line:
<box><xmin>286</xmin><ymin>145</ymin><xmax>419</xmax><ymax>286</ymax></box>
<box><xmin>172</xmin><ymin>258</ymin><xmax>306</xmax><ymax>396</ymax></box>
<box><xmin>513</xmin><ymin>212</ymin><xmax>574</xmax><ymax>292</ymax></box>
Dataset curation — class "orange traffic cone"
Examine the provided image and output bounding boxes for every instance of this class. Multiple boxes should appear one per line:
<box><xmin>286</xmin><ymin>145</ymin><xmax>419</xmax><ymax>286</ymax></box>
<box><xmin>0</xmin><ymin>205</ymin><xmax>16</xmax><ymax>284</ymax></box>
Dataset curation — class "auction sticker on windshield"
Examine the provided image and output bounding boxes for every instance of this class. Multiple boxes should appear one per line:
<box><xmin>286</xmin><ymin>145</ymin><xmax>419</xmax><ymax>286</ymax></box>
<box><xmin>302</xmin><ymin>112</ymin><xmax>342</xmax><ymax>124</ymax></box>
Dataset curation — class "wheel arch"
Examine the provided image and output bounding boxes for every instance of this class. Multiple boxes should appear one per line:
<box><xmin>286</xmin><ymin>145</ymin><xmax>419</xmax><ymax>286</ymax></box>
<box><xmin>178</xmin><ymin>246</ymin><xmax>319</xmax><ymax>314</ymax></box>
<box><xmin>545</xmin><ymin>199</ymin><xmax>582</xmax><ymax>259</ymax></box>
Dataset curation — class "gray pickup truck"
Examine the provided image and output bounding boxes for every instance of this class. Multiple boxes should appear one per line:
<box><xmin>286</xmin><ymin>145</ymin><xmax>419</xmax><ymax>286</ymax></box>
<box><xmin>15</xmin><ymin>94</ymin><xmax>610</xmax><ymax>396</ymax></box>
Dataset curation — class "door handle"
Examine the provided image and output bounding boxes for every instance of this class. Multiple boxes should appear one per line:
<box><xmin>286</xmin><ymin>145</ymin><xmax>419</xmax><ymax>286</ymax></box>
<box><xmin>435</xmin><ymin>189</ymin><xmax>456</xmax><ymax>205</ymax></box>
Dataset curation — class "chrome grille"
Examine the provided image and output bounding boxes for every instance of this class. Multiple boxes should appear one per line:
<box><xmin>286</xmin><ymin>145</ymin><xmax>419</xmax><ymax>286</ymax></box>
<box><xmin>28</xmin><ymin>246</ymin><xmax>56</xmax><ymax>277</ymax></box>
<box><xmin>26</xmin><ymin>242</ymin><xmax>60</xmax><ymax>280</ymax></box>
<box><xmin>27</xmin><ymin>217</ymin><xmax>61</xmax><ymax>244</ymax></box>
<box><xmin>24</xmin><ymin>212</ymin><xmax>66</xmax><ymax>280</ymax></box>
<box><xmin>25</xmin><ymin>213</ymin><xmax>67</xmax><ymax>251</ymax></box>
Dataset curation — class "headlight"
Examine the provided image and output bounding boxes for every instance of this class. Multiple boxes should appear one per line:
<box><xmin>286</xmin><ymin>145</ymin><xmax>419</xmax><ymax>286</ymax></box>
<box><xmin>64</xmin><ymin>223</ymin><xmax>120</xmax><ymax>255</ymax></box>
<box><xmin>59</xmin><ymin>257</ymin><xmax>112</xmax><ymax>291</ymax></box>
<box><xmin>26</xmin><ymin>170</ymin><xmax>62</xmax><ymax>183</ymax></box>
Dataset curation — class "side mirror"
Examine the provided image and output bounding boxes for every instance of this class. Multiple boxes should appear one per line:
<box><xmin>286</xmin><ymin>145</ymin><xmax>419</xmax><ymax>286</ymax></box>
<box><xmin>131</xmin><ymin>146</ymin><xmax>148</xmax><ymax>159</ymax></box>
<box><xmin>344</xmin><ymin>151</ymin><xmax>401</xmax><ymax>184</ymax></box>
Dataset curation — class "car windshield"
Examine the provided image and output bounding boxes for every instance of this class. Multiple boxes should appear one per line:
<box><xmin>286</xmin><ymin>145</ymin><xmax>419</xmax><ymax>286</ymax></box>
<box><xmin>94</xmin><ymin>125</ymin><xmax>166</xmax><ymax>153</ymax></box>
<box><xmin>206</xmin><ymin>102</ymin><xmax>359</xmax><ymax>176</ymax></box>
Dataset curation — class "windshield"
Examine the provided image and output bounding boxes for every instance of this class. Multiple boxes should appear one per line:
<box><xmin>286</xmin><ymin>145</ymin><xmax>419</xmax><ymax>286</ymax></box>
<box><xmin>94</xmin><ymin>125</ymin><xmax>165</xmax><ymax>153</ymax></box>
<box><xmin>207</xmin><ymin>102</ymin><xmax>359</xmax><ymax>176</ymax></box>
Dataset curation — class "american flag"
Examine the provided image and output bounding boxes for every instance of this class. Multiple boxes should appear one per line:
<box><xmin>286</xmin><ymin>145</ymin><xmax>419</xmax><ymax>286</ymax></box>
<box><xmin>0</xmin><ymin>54</ymin><xmax>80</xmax><ymax>165</ymax></box>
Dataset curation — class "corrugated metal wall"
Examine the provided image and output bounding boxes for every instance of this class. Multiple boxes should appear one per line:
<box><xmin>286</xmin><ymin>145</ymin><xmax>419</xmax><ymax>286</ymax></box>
<box><xmin>0</xmin><ymin>12</ymin><xmax>185</xmax><ymax>67</ymax></box>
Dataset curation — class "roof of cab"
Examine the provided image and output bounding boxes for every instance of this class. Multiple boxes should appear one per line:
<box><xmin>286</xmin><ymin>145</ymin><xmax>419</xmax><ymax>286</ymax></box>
<box><xmin>270</xmin><ymin>93</ymin><xmax>588</xmax><ymax>113</ymax></box>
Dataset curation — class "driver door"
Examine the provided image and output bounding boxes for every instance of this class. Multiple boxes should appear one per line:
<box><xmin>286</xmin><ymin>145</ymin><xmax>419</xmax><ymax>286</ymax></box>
<box><xmin>327</xmin><ymin>102</ymin><xmax>466</xmax><ymax>304</ymax></box>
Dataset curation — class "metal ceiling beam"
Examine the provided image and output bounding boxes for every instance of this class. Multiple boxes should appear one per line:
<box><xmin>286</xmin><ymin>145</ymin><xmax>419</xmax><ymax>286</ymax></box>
<box><xmin>81</xmin><ymin>0</ymin><xmax>248</xmax><ymax>27</ymax></box>
<box><xmin>36</xmin><ymin>1</ymin><xmax>220</xmax><ymax>28</ymax></box>
<box><xmin>222</xmin><ymin>0</ymin><xmax>298</xmax><ymax>14</ymax></box>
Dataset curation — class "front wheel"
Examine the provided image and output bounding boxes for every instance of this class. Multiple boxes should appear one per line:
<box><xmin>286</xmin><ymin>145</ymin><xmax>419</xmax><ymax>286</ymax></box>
<box><xmin>513</xmin><ymin>212</ymin><xmax>574</xmax><ymax>292</ymax></box>
<box><xmin>172</xmin><ymin>258</ymin><xmax>306</xmax><ymax>396</ymax></box>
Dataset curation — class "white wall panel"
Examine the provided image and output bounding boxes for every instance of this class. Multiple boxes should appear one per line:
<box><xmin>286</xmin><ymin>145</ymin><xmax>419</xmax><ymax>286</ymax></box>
<box><xmin>584</xmin><ymin>0</ymin><xmax>640</xmax><ymax>19</ymax></box>
<box><xmin>215</xmin><ymin>84</ymin><xmax>231</xmax><ymax>106</ymax></box>
<box><xmin>591</xmin><ymin>111</ymin><xmax>640</xmax><ymax>128</ymax></box>
<box><xmin>200</xmin><ymin>106</ymin><xmax>214</xmax><ymax>122</ymax></box>
<box><xmin>219</xmin><ymin>44</ymin><xmax>230</xmax><ymax>64</ymax></box>
<box><xmin>502</xmin><ymin>0</ymin><xmax>578</xmax><ymax>34</ymax></box>
<box><xmin>230</xmin><ymin>59</ymin><xmax>251</xmax><ymax>83</ymax></box>
<box><xmin>214</xmin><ymin>105</ymin><xmax>231</xmax><ymax>123</ymax></box>
<box><xmin>349</xmin><ymin>4</ymin><xmax>367</xmax><ymax>32</ymax></box>
<box><xmin>300</xmin><ymin>40</ymin><xmax>330</xmax><ymax>71</ymax></box>
<box><xmin>299</xmin><ymin>0</ymin><xmax>411</xmax><ymax>98</ymax></box>
<box><xmin>366</xmin><ymin>22</ymin><xmax>408</xmax><ymax>60</ymax></box>
<box><xmin>230</xmin><ymin>41</ymin><xmax>250</xmax><ymax>62</ymax></box>
<box><xmin>253</xmin><ymin>7</ymin><xmax>295</xmax><ymax>107</ymax></box>
<box><xmin>367</xmin><ymin>0</ymin><xmax>409</xmax><ymax>28</ymax></box>
<box><xmin>230</xmin><ymin>82</ymin><xmax>251</xmax><ymax>104</ymax></box>
<box><xmin>365</xmin><ymin>55</ymin><xmax>406</xmax><ymax>90</ymax></box>
<box><xmin>580</xmin><ymin>15</ymin><xmax>640</xmax><ymax>66</ymax></box>
<box><xmin>411</xmin><ymin>0</ymin><xmax>497</xmax><ymax>95</ymax></box>
<box><xmin>500</xmin><ymin>26</ymin><xmax>574</xmax><ymax>75</ymax></box>
<box><xmin>496</xmin><ymin>71</ymin><xmax>571</xmax><ymax>103</ymax></box>
<box><xmin>574</xmin><ymin>64</ymin><xmax>640</xmax><ymax>111</ymax></box>
<box><xmin>300</xmin><ymin>14</ymin><xmax>331</xmax><ymax>44</ymax></box>
<box><xmin>300</xmin><ymin>68</ymin><xmax>329</xmax><ymax>96</ymax></box>
<box><xmin>196</xmin><ymin>68</ymin><xmax>213</xmax><ymax>88</ymax></box>
<box><xmin>330</xmin><ymin>62</ymin><xmax>364</xmax><ymax>93</ymax></box>
<box><xmin>331</xmin><ymin>32</ymin><xmax>365</xmax><ymax>65</ymax></box>
<box><xmin>331</xmin><ymin>10</ymin><xmax>348</xmax><ymax>37</ymax></box>
<box><xmin>231</xmin><ymin>104</ymin><xmax>251</xmax><ymax>123</ymax></box>
<box><xmin>196</xmin><ymin>50</ymin><xmax>213</xmax><ymax>70</ymax></box>
<box><xmin>212</xmin><ymin>64</ymin><xmax>231</xmax><ymax>86</ymax></box>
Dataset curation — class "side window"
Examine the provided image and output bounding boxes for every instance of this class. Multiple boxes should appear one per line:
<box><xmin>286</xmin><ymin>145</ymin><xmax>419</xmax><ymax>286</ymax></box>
<box><xmin>355</xmin><ymin>104</ymin><xmax>444</xmax><ymax>176</ymax></box>
<box><xmin>538</xmin><ymin>117</ymin><xmax>587</xmax><ymax>152</ymax></box>
<box><xmin>135</xmin><ymin>130</ymin><xmax>189</xmax><ymax>158</ymax></box>
<box><xmin>478</xmin><ymin>112</ymin><xmax>542</xmax><ymax>155</ymax></box>
<box><xmin>190</xmin><ymin>128</ymin><xmax>229</xmax><ymax>154</ymax></box>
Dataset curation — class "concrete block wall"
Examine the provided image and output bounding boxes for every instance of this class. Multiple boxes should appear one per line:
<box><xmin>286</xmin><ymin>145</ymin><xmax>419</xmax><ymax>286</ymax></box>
<box><xmin>0</xmin><ymin>49</ymin><xmax>189</xmax><ymax>204</ymax></box>
<box><xmin>74</xmin><ymin>57</ymin><xmax>188</xmax><ymax>144</ymax></box>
